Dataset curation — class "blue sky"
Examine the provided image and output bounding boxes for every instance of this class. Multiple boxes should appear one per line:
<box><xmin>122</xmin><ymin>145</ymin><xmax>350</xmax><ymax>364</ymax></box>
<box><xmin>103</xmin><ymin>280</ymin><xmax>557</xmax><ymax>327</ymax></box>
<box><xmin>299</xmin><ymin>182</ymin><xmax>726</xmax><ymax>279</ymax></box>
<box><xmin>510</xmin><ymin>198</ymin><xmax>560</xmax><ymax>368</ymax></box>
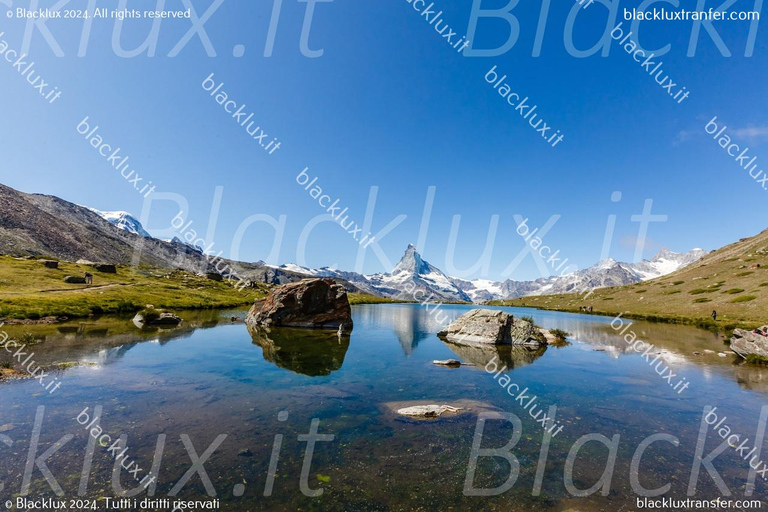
<box><xmin>0</xmin><ymin>0</ymin><xmax>766</xmax><ymax>281</ymax></box>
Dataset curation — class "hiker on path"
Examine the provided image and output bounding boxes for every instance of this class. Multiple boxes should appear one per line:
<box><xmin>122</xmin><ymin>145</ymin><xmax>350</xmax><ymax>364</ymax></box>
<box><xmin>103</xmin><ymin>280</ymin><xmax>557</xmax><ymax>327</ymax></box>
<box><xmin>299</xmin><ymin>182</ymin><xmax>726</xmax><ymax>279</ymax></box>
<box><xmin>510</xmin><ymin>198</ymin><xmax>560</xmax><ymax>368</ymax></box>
<box><xmin>84</xmin><ymin>272</ymin><xmax>93</xmax><ymax>284</ymax></box>
<box><xmin>711</xmin><ymin>310</ymin><xmax>717</xmax><ymax>321</ymax></box>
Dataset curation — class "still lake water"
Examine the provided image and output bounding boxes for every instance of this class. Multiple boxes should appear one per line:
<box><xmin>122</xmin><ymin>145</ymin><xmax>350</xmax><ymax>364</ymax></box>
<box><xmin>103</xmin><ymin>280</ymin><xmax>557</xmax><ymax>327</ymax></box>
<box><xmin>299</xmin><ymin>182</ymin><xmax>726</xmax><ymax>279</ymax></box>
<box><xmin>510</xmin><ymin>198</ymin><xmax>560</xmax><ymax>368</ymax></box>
<box><xmin>0</xmin><ymin>304</ymin><xmax>766</xmax><ymax>511</ymax></box>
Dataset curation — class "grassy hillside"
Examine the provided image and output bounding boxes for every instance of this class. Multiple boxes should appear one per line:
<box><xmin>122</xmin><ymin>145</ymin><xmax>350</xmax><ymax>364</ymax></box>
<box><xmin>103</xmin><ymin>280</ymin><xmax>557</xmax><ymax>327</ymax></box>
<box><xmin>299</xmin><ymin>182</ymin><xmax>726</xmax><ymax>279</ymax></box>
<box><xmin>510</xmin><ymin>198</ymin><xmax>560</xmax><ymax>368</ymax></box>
<box><xmin>0</xmin><ymin>255</ymin><xmax>269</xmax><ymax>319</ymax></box>
<box><xmin>495</xmin><ymin>228</ymin><xmax>768</xmax><ymax>330</ymax></box>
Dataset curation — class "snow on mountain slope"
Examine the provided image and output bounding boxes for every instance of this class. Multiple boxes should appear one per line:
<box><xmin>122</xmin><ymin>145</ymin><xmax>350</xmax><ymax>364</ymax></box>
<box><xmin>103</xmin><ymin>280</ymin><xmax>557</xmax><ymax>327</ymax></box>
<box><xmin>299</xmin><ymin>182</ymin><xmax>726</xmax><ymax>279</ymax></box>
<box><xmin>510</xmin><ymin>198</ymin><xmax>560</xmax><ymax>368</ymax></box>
<box><xmin>88</xmin><ymin>208</ymin><xmax>152</xmax><ymax>238</ymax></box>
<box><xmin>459</xmin><ymin>248</ymin><xmax>707</xmax><ymax>301</ymax></box>
<box><xmin>262</xmin><ymin>246</ymin><xmax>706</xmax><ymax>303</ymax></box>
<box><xmin>276</xmin><ymin>245</ymin><xmax>471</xmax><ymax>302</ymax></box>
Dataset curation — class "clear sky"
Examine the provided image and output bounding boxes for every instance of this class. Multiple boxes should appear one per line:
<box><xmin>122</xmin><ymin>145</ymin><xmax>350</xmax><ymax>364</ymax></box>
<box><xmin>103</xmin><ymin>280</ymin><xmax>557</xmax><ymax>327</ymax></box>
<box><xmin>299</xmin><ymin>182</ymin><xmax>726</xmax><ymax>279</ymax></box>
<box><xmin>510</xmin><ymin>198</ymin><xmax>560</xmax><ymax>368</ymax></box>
<box><xmin>1</xmin><ymin>0</ymin><xmax>766</xmax><ymax>281</ymax></box>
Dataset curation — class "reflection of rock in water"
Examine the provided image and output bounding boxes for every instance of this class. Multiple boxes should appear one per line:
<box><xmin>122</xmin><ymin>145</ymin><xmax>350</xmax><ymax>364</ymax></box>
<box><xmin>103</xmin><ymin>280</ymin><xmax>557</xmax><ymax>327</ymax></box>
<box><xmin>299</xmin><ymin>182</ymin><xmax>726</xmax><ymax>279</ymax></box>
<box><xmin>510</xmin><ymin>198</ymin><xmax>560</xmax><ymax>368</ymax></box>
<box><xmin>735</xmin><ymin>364</ymin><xmax>768</xmax><ymax>392</ymax></box>
<box><xmin>247</xmin><ymin>325</ymin><xmax>350</xmax><ymax>377</ymax></box>
<box><xmin>445</xmin><ymin>341</ymin><xmax>546</xmax><ymax>371</ymax></box>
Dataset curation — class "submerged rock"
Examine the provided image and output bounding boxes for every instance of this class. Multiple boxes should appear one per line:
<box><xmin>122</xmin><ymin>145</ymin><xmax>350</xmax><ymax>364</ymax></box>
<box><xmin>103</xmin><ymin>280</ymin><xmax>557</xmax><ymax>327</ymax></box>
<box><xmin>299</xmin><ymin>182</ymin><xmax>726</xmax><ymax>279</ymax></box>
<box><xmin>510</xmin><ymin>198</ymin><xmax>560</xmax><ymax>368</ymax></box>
<box><xmin>246</xmin><ymin>278</ymin><xmax>353</xmax><ymax>330</ymax></box>
<box><xmin>396</xmin><ymin>405</ymin><xmax>463</xmax><ymax>418</ymax></box>
<box><xmin>731</xmin><ymin>327</ymin><xmax>768</xmax><ymax>359</ymax></box>
<box><xmin>437</xmin><ymin>309</ymin><xmax>544</xmax><ymax>346</ymax></box>
<box><xmin>432</xmin><ymin>359</ymin><xmax>463</xmax><ymax>367</ymax></box>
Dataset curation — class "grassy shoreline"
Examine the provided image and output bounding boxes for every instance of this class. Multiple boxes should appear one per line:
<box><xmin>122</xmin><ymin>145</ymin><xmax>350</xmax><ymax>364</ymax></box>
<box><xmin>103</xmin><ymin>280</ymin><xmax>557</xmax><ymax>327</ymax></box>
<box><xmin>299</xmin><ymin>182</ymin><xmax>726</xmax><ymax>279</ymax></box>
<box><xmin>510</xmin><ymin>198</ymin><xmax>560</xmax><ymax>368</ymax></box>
<box><xmin>491</xmin><ymin>297</ymin><xmax>750</xmax><ymax>332</ymax></box>
<box><xmin>0</xmin><ymin>256</ymin><xmax>268</xmax><ymax>321</ymax></box>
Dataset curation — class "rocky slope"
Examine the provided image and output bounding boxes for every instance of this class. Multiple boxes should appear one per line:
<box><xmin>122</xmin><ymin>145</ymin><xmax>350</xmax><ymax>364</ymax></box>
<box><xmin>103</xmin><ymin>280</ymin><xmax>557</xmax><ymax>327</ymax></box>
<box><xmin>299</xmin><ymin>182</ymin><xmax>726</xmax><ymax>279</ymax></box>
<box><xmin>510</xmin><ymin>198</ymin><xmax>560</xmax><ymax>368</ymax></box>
<box><xmin>504</xmin><ymin>227</ymin><xmax>768</xmax><ymax>326</ymax></box>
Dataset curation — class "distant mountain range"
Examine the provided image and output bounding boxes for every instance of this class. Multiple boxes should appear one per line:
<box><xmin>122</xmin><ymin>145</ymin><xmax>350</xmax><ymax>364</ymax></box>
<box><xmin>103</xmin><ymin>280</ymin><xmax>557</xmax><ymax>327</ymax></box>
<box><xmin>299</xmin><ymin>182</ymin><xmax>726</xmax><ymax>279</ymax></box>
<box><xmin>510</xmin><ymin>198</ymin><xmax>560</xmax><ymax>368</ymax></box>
<box><xmin>0</xmin><ymin>183</ymin><xmax>706</xmax><ymax>303</ymax></box>
<box><xmin>272</xmin><ymin>244</ymin><xmax>707</xmax><ymax>303</ymax></box>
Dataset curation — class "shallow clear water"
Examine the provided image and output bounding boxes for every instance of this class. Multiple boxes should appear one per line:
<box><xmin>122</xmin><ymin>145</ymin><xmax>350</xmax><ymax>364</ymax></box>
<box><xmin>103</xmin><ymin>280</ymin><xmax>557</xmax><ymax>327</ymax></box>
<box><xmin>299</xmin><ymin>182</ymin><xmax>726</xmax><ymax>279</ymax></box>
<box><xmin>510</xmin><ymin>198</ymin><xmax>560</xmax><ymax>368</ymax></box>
<box><xmin>0</xmin><ymin>304</ymin><xmax>766</xmax><ymax>511</ymax></box>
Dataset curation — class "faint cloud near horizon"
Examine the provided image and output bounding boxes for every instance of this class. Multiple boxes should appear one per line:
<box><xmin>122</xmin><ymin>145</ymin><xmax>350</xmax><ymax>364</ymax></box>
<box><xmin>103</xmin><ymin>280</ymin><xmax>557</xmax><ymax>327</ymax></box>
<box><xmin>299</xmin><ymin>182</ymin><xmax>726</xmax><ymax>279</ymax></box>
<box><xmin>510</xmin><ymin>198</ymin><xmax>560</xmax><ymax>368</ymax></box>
<box><xmin>675</xmin><ymin>124</ymin><xmax>768</xmax><ymax>146</ymax></box>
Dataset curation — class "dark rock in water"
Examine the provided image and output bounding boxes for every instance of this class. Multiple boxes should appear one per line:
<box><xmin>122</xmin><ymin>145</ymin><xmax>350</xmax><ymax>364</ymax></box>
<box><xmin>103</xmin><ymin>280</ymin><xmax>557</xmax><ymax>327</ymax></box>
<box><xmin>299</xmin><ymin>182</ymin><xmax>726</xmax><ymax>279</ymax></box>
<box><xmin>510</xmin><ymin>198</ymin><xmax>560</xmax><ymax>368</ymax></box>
<box><xmin>63</xmin><ymin>275</ymin><xmax>86</xmax><ymax>284</ymax></box>
<box><xmin>91</xmin><ymin>263</ymin><xmax>116</xmax><ymax>273</ymax></box>
<box><xmin>248</xmin><ymin>325</ymin><xmax>350</xmax><ymax>376</ymax></box>
<box><xmin>206</xmin><ymin>272</ymin><xmax>223</xmax><ymax>282</ymax></box>
<box><xmin>731</xmin><ymin>327</ymin><xmax>768</xmax><ymax>359</ymax></box>
<box><xmin>437</xmin><ymin>309</ymin><xmax>544</xmax><ymax>346</ymax></box>
<box><xmin>41</xmin><ymin>260</ymin><xmax>58</xmax><ymax>269</ymax></box>
<box><xmin>246</xmin><ymin>278</ymin><xmax>353</xmax><ymax>330</ymax></box>
<box><xmin>132</xmin><ymin>311</ymin><xmax>182</xmax><ymax>327</ymax></box>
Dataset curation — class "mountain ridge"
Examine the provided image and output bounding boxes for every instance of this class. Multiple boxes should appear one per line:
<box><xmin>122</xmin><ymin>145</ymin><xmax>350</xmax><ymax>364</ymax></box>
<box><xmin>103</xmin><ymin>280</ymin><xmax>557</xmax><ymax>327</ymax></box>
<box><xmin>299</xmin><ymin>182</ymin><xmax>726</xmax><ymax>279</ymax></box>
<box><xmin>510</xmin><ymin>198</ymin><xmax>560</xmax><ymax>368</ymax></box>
<box><xmin>0</xmin><ymin>183</ymin><xmax>706</xmax><ymax>303</ymax></box>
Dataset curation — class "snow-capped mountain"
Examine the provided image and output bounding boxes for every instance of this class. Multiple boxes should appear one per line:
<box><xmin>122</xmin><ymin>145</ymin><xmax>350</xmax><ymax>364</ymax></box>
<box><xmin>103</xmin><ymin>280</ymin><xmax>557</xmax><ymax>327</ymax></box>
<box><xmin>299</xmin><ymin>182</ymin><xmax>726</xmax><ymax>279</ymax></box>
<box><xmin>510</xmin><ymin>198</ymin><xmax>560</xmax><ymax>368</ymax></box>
<box><xmin>365</xmin><ymin>244</ymin><xmax>471</xmax><ymax>301</ymax></box>
<box><xmin>88</xmin><ymin>208</ymin><xmax>152</xmax><ymax>238</ymax></box>
<box><xmin>278</xmin><ymin>246</ymin><xmax>707</xmax><ymax>303</ymax></box>
<box><xmin>455</xmin><ymin>248</ymin><xmax>708</xmax><ymax>301</ymax></box>
<box><xmin>274</xmin><ymin>245</ymin><xmax>471</xmax><ymax>302</ymax></box>
<box><xmin>86</xmin><ymin>202</ymin><xmax>704</xmax><ymax>303</ymax></box>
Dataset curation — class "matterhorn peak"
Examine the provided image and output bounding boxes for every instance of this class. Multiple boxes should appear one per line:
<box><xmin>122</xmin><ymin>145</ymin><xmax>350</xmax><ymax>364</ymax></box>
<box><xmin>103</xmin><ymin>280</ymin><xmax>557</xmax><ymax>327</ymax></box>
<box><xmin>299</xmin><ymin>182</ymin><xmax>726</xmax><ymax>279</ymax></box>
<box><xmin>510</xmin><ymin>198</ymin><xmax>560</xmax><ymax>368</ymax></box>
<box><xmin>393</xmin><ymin>244</ymin><xmax>429</xmax><ymax>276</ymax></box>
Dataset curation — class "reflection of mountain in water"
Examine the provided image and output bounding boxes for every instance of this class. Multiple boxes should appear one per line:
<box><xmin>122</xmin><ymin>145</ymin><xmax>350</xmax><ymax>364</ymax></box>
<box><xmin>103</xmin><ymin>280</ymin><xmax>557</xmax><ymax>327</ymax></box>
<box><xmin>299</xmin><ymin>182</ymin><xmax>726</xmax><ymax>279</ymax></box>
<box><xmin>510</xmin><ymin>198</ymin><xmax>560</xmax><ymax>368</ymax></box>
<box><xmin>445</xmin><ymin>341</ymin><xmax>546</xmax><ymax>371</ymax></box>
<box><xmin>353</xmin><ymin>304</ymin><xmax>464</xmax><ymax>356</ymax></box>
<box><xmin>248</xmin><ymin>325</ymin><xmax>350</xmax><ymax>377</ymax></box>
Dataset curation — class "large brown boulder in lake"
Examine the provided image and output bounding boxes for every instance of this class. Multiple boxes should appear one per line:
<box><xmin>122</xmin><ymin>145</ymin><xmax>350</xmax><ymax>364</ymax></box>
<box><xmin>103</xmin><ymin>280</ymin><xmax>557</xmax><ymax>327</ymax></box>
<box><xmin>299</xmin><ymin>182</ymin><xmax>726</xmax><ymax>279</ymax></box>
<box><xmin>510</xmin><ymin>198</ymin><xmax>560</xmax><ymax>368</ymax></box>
<box><xmin>438</xmin><ymin>309</ymin><xmax>544</xmax><ymax>346</ymax></box>
<box><xmin>246</xmin><ymin>278</ymin><xmax>353</xmax><ymax>330</ymax></box>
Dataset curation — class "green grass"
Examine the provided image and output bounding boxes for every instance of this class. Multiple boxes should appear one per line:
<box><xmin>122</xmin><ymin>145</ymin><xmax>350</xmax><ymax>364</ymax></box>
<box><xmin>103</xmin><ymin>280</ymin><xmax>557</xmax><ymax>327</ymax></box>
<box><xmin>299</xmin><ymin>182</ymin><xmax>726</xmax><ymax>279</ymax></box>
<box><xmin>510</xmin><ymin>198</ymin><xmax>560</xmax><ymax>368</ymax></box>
<box><xmin>663</xmin><ymin>290</ymin><xmax>682</xmax><ymax>295</ymax></box>
<box><xmin>672</xmin><ymin>280</ymin><xmax>685</xmax><ymax>285</ymax></box>
<box><xmin>722</xmin><ymin>288</ymin><xmax>745</xmax><ymax>294</ymax></box>
<box><xmin>635</xmin><ymin>289</ymin><xmax>648</xmax><ymax>294</ymax></box>
<box><xmin>550</xmin><ymin>328</ymin><xmax>570</xmax><ymax>340</ymax></box>
<box><xmin>0</xmin><ymin>256</ymin><xmax>268</xmax><ymax>320</ymax></box>
<box><xmin>730</xmin><ymin>295</ymin><xmax>757</xmax><ymax>303</ymax></box>
<box><xmin>746</xmin><ymin>354</ymin><xmax>768</xmax><ymax>365</ymax></box>
<box><xmin>689</xmin><ymin>288</ymin><xmax>720</xmax><ymax>295</ymax></box>
<box><xmin>693</xmin><ymin>298</ymin><xmax>712</xmax><ymax>303</ymax></box>
<box><xmin>347</xmin><ymin>293</ymin><xmax>402</xmax><ymax>305</ymax></box>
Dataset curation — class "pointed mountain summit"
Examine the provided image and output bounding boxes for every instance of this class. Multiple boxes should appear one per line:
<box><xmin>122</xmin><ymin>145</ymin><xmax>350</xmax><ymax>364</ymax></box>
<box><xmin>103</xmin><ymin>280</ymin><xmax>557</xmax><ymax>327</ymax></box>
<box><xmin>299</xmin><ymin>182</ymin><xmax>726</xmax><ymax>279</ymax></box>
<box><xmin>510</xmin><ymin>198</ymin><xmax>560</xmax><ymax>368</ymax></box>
<box><xmin>392</xmin><ymin>244</ymin><xmax>437</xmax><ymax>277</ymax></box>
<box><xmin>368</xmin><ymin>245</ymin><xmax>471</xmax><ymax>302</ymax></box>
